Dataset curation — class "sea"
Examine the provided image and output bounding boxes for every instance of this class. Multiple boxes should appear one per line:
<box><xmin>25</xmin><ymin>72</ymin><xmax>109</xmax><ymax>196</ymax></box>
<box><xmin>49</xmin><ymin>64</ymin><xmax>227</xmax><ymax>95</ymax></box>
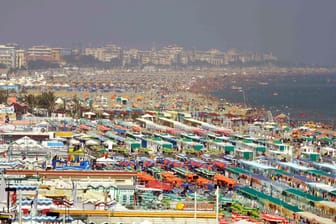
<box><xmin>211</xmin><ymin>73</ymin><xmax>336</xmax><ymax>123</ymax></box>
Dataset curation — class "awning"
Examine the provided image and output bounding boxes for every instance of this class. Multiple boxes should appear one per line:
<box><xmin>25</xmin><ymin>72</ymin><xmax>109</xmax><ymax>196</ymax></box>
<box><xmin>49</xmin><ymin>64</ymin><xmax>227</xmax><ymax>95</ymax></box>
<box><xmin>55</xmin><ymin>132</ymin><xmax>73</xmax><ymax>138</ymax></box>
<box><xmin>47</xmin><ymin>141</ymin><xmax>64</xmax><ymax>147</ymax></box>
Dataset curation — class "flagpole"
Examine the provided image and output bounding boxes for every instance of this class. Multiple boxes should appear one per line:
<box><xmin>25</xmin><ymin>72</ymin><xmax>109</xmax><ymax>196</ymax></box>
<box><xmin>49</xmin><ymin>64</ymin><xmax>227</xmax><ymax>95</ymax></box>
<box><xmin>19</xmin><ymin>189</ymin><xmax>22</xmax><ymax>224</ymax></box>
<box><xmin>194</xmin><ymin>190</ymin><xmax>197</xmax><ymax>224</ymax></box>
<box><xmin>216</xmin><ymin>185</ymin><xmax>219</xmax><ymax>224</ymax></box>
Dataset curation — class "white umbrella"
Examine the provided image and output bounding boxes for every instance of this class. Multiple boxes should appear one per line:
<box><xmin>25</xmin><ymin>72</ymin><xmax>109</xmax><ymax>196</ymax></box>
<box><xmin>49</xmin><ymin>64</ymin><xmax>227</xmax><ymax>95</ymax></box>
<box><xmin>70</xmin><ymin>138</ymin><xmax>80</xmax><ymax>145</ymax></box>
<box><xmin>96</xmin><ymin>157</ymin><xmax>116</xmax><ymax>164</ymax></box>
<box><xmin>85</xmin><ymin>139</ymin><xmax>100</xmax><ymax>146</ymax></box>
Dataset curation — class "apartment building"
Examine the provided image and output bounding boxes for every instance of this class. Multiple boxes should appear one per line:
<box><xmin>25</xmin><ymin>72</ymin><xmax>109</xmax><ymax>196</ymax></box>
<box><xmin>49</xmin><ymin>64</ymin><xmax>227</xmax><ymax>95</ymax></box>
<box><xmin>0</xmin><ymin>45</ymin><xmax>16</xmax><ymax>68</ymax></box>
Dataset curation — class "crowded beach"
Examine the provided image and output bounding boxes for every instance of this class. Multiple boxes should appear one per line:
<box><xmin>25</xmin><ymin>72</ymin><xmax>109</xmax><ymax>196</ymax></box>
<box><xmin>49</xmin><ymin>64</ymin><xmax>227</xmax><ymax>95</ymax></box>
<box><xmin>0</xmin><ymin>69</ymin><xmax>335</xmax><ymax>224</ymax></box>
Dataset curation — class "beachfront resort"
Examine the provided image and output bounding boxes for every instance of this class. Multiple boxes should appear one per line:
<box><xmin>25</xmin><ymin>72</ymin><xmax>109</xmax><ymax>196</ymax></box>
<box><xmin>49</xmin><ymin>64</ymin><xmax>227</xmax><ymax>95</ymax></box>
<box><xmin>0</xmin><ymin>69</ymin><xmax>335</xmax><ymax>224</ymax></box>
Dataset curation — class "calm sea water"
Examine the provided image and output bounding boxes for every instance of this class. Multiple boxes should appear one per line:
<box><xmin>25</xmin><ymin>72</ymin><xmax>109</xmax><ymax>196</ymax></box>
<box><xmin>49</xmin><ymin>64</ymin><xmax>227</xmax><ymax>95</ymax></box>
<box><xmin>211</xmin><ymin>73</ymin><xmax>336</xmax><ymax>122</ymax></box>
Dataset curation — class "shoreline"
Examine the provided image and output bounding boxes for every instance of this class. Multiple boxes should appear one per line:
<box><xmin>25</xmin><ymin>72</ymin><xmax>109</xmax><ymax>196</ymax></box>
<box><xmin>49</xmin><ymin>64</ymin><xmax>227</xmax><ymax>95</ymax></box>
<box><xmin>20</xmin><ymin>66</ymin><xmax>336</xmax><ymax>127</ymax></box>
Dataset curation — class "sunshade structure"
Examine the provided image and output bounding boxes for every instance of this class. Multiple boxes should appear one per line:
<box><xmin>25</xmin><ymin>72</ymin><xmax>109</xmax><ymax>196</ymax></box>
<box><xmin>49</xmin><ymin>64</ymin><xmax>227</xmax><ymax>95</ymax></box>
<box><xmin>85</xmin><ymin>139</ymin><xmax>100</xmax><ymax>146</ymax></box>
<box><xmin>225</xmin><ymin>167</ymin><xmax>251</xmax><ymax>175</ymax></box>
<box><xmin>283</xmin><ymin>188</ymin><xmax>323</xmax><ymax>203</ymax></box>
<box><xmin>261</xmin><ymin>213</ymin><xmax>288</xmax><ymax>223</ymax></box>
<box><xmin>296</xmin><ymin>211</ymin><xmax>335</xmax><ymax>224</ymax></box>
<box><xmin>12</xmin><ymin>136</ymin><xmax>41</xmax><ymax>149</ymax></box>
<box><xmin>145</xmin><ymin>180</ymin><xmax>173</xmax><ymax>191</ymax></box>
<box><xmin>139</xmin><ymin>157</ymin><xmax>155</xmax><ymax>168</ymax></box>
<box><xmin>105</xmin><ymin>131</ymin><xmax>125</xmax><ymax>142</ymax></box>
<box><xmin>9</xmin><ymin>184</ymin><xmax>37</xmax><ymax>191</ymax></box>
<box><xmin>306</xmin><ymin>182</ymin><xmax>336</xmax><ymax>194</ymax></box>
<box><xmin>45</xmin><ymin>141</ymin><xmax>64</xmax><ymax>148</ymax></box>
<box><xmin>188</xmin><ymin>158</ymin><xmax>208</xmax><ymax>168</ymax></box>
<box><xmin>162</xmin><ymin>158</ymin><xmax>184</xmax><ymax>169</ymax></box>
<box><xmin>137</xmin><ymin>172</ymin><xmax>155</xmax><ymax>183</ymax></box>
<box><xmin>96</xmin><ymin>157</ymin><xmax>117</xmax><ymax>164</ymax></box>
<box><xmin>237</xmin><ymin>187</ymin><xmax>302</xmax><ymax>213</ymax></box>
<box><xmin>211</xmin><ymin>159</ymin><xmax>231</xmax><ymax>169</ymax></box>
<box><xmin>160</xmin><ymin>172</ymin><xmax>183</xmax><ymax>187</ymax></box>
<box><xmin>214</xmin><ymin>174</ymin><xmax>236</xmax><ymax>187</ymax></box>
<box><xmin>10</xmin><ymin>136</ymin><xmax>45</xmax><ymax>158</ymax></box>
<box><xmin>97</xmin><ymin>124</ymin><xmax>111</xmax><ymax>132</ymax></box>
<box><xmin>21</xmin><ymin>215</ymin><xmax>73</xmax><ymax>222</ymax></box>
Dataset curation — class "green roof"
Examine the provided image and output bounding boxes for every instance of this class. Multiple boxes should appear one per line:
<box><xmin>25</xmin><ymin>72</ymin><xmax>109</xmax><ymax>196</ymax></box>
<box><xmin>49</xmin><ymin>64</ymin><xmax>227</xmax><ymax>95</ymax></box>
<box><xmin>273</xmin><ymin>169</ymin><xmax>292</xmax><ymax>176</ymax></box>
<box><xmin>172</xmin><ymin>167</ymin><xmax>192</xmax><ymax>175</ymax></box>
<box><xmin>195</xmin><ymin>168</ymin><xmax>216</xmax><ymax>176</ymax></box>
<box><xmin>284</xmin><ymin>188</ymin><xmax>323</xmax><ymax>202</ymax></box>
<box><xmin>225</xmin><ymin>167</ymin><xmax>251</xmax><ymax>175</ymax></box>
<box><xmin>237</xmin><ymin>187</ymin><xmax>302</xmax><ymax>213</ymax></box>
<box><xmin>225</xmin><ymin>145</ymin><xmax>234</xmax><ymax>152</ymax></box>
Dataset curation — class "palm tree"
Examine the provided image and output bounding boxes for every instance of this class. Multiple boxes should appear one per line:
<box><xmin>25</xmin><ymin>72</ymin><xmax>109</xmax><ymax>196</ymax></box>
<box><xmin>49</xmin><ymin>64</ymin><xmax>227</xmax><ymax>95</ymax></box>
<box><xmin>38</xmin><ymin>91</ymin><xmax>56</xmax><ymax>116</ymax></box>
<box><xmin>25</xmin><ymin>94</ymin><xmax>37</xmax><ymax>113</ymax></box>
<box><xmin>71</xmin><ymin>95</ymin><xmax>82</xmax><ymax>119</ymax></box>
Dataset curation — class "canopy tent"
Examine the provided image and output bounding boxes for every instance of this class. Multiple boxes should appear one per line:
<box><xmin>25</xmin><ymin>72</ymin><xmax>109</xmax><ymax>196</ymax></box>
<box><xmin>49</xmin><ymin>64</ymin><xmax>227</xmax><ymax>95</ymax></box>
<box><xmin>96</xmin><ymin>157</ymin><xmax>117</xmax><ymax>164</ymax></box>
<box><xmin>13</xmin><ymin>136</ymin><xmax>39</xmax><ymax>146</ymax></box>
<box><xmin>11</xmin><ymin>136</ymin><xmax>42</xmax><ymax>151</ymax></box>
<box><xmin>69</xmin><ymin>138</ymin><xmax>80</xmax><ymax>145</ymax></box>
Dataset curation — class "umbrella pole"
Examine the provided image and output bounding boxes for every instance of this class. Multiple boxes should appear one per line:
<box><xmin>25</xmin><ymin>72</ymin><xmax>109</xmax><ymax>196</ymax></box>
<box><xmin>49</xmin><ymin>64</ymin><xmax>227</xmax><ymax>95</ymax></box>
<box><xmin>194</xmin><ymin>191</ymin><xmax>197</xmax><ymax>224</ymax></box>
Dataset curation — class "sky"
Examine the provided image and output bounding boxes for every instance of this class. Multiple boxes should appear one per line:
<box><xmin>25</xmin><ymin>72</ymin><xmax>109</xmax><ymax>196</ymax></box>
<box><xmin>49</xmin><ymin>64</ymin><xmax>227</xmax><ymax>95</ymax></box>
<box><xmin>1</xmin><ymin>0</ymin><xmax>336</xmax><ymax>66</ymax></box>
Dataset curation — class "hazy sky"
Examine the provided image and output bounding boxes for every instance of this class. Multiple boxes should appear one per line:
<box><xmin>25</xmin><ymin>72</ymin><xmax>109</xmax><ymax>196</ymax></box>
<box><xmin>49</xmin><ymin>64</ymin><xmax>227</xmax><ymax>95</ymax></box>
<box><xmin>1</xmin><ymin>0</ymin><xmax>336</xmax><ymax>65</ymax></box>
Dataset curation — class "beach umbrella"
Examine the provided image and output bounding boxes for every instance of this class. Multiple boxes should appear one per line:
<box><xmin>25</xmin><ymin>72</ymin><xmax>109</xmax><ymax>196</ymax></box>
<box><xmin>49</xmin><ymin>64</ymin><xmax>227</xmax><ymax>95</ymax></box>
<box><xmin>85</xmin><ymin>139</ymin><xmax>100</xmax><ymax>146</ymax></box>
<box><xmin>70</xmin><ymin>139</ymin><xmax>80</xmax><ymax>145</ymax></box>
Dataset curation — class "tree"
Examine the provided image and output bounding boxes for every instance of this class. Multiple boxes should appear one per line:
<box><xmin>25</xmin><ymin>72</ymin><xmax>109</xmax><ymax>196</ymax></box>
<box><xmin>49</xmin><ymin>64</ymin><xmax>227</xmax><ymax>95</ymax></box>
<box><xmin>27</xmin><ymin>60</ymin><xmax>59</xmax><ymax>70</ymax></box>
<box><xmin>37</xmin><ymin>91</ymin><xmax>56</xmax><ymax>116</ymax></box>
<box><xmin>0</xmin><ymin>90</ymin><xmax>7</xmax><ymax>104</ymax></box>
<box><xmin>25</xmin><ymin>94</ymin><xmax>37</xmax><ymax>113</ymax></box>
<box><xmin>71</xmin><ymin>95</ymin><xmax>82</xmax><ymax>119</ymax></box>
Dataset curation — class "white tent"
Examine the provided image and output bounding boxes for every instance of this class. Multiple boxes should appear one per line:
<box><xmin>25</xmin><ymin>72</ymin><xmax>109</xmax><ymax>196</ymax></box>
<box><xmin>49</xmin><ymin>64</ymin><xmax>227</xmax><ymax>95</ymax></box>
<box><xmin>13</xmin><ymin>136</ymin><xmax>39</xmax><ymax>145</ymax></box>
<box><xmin>96</xmin><ymin>157</ymin><xmax>116</xmax><ymax>164</ymax></box>
<box><xmin>69</xmin><ymin>138</ymin><xmax>80</xmax><ymax>145</ymax></box>
<box><xmin>85</xmin><ymin>139</ymin><xmax>100</xmax><ymax>146</ymax></box>
<box><xmin>12</xmin><ymin>136</ymin><xmax>42</xmax><ymax>150</ymax></box>
<box><xmin>55</xmin><ymin>98</ymin><xmax>64</xmax><ymax>104</ymax></box>
<box><xmin>141</xmin><ymin>114</ymin><xmax>153</xmax><ymax>119</ymax></box>
<box><xmin>83</xmin><ymin>111</ymin><xmax>96</xmax><ymax>119</ymax></box>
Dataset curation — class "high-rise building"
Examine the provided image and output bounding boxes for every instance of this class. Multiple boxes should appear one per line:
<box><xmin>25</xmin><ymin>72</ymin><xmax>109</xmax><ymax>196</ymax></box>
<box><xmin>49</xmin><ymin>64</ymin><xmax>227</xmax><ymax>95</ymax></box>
<box><xmin>26</xmin><ymin>45</ymin><xmax>53</xmax><ymax>62</ymax></box>
<box><xmin>0</xmin><ymin>45</ymin><xmax>16</xmax><ymax>68</ymax></box>
<box><xmin>15</xmin><ymin>49</ymin><xmax>26</xmax><ymax>69</ymax></box>
<box><xmin>26</xmin><ymin>45</ymin><xmax>62</xmax><ymax>63</ymax></box>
